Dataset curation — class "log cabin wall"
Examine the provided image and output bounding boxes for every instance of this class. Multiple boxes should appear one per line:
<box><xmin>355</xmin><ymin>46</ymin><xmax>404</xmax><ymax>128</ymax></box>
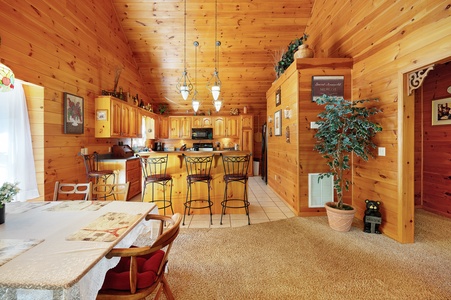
<box><xmin>417</xmin><ymin>63</ymin><xmax>451</xmax><ymax>217</ymax></box>
<box><xmin>0</xmin><ymin>1</ymin><xmax>149</xmax><ymax>199</ymax></box>
<box><xmin>305</xmin><ymin>0</ymin><xmax>451</xmax><ymax>243</ymax></box>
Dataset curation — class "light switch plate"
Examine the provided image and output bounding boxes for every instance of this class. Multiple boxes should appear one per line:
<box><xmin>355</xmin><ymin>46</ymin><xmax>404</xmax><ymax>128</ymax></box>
<box><xmin>310</xmin><ymin>122</ymin><xmax>319</xmax><ymax>129</ymax></box>
<box><xmin>378</xmin><ymin>147</ymin><xmax>386</xmax><ymax>156</ymax></box>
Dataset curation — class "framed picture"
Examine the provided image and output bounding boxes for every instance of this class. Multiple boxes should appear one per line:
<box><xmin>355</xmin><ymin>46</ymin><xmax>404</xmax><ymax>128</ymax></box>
<box><xmin>63</xmin><ymin>92</ymin><xmax>84</xmax><ymax>134</ymax></box>
<box><xmin>274</xmin><ymin>109</ymin><xmax>282</xmax><ymax>136</ymax></box>
<box><xmin>311</xmin><ymin>75</ymin><xmax>344</xmax><ymax>102</ymax></box>
<box><xmin>432</xmin><ymin>97</ymin><xmax>451</xmax><ymax>126</ymax></box>
<box><xmin>96</xmin><ymin>109</ymin><xmax>108</xmax><ymax>121</ymax></box>
<box><xmin>275</xmin><ymin>88</ymin><xmax>281</xmax><ymax>107</ymax></box>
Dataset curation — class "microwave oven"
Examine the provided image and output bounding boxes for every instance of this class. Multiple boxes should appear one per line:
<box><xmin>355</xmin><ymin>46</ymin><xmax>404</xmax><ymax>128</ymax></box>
<box><xmin>192</xmin><ymin>128</ymin><xmax>213</xmax><ymax>140</ymax></box>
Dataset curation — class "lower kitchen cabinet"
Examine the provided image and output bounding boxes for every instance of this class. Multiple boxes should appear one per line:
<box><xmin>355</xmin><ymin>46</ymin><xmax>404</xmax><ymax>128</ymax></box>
<box><xmin>99</xmin><ymin>157</ymin><xmax>142</xmax><ymax>200</ymax></box>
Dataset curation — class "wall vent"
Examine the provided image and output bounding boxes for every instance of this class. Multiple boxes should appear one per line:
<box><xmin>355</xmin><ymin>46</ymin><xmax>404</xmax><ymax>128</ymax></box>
<box><xmin>308</xmin><ymin>173</ymin><xmax>334</xmax><ymax>208</ymax></box>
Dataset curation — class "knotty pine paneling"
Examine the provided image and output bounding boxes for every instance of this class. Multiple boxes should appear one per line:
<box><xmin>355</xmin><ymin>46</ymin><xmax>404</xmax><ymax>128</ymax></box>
<box><xmin>306</xmin><ymin>0</ymin><xmax>451</xmax><ymax>243</ymax></box>
<box><xmin>0</xmin><ymin>0</ymin><xmax>149</xmax><ymax>200</ymax></box>
<box><xmin>421</xmin><ymin>63</ymin><xmax>451</xmax><ymax>218</ymax></box>
<box><xmin>266</xmin><ymin>58</ymin><xmax>352</xmax><ymax>216</ymax></box>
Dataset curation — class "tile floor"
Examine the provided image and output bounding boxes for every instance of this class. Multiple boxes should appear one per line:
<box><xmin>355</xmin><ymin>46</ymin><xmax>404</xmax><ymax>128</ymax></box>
<box><xmin>181</xmin><ymin>176</ymin><xmax>296</xmax><ymax>228</ymax></box>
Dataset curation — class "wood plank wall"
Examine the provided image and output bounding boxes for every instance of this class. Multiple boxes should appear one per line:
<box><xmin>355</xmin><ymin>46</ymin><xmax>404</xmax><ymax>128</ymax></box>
<box><xmin>418</xmin><ymin>63</ymin><xmax>451</xmax><ymax>217</ymax></box>
<box><xmin>0</xmin><ymin>0</ymin><xmax>150</xmax><ymax>199</ymax></box>
<box><xmin>305</xmin><ymin>0</ymin><xmax>451</xmax><ymax>243</ymax></box>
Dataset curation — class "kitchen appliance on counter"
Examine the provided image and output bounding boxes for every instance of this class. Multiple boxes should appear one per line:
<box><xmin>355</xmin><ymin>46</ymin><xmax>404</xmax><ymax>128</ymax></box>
<box><xmin>193</xmin><ymin>143</ymin><xmax>214</xmax><ymax>151</ymax></box>
<box><xmin>112</xmin><ymin>145</ymin><xmax>134</xmax><ymax>158</ymax></box>
<box><xmin>152</xmin><ymin>142</ymin><xmax>164</xmax><ymax>151</ymax></box>
<box><xmin>192</xmin><ymin>128</ymin><xmax>213</xmax><ymax>140</ymax></box>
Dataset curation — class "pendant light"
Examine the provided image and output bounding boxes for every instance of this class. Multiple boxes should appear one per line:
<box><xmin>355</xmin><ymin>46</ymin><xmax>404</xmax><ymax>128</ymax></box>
<box><xmin>176</xmin><ymin>0</ymin><xmax>192</xmax><ymax>100</ymax></box>
<box><xmin>207</xmin><ymin>0</ymin><xmax>221</xmax><ymax>102</ymax></box>
<box><xmin>214</xmin><ymin>99</ymin><xmax>222</xmax><ymax>112</ymax></box>
<box><xmin>0</xmin><ymin>63</ymin><xmax>15</xmax><ymax>92</ymax></box>
<box><xmin>192</xmin><ymin>41</ymin><xmax>200</xmax><ymax>112</ymax></box>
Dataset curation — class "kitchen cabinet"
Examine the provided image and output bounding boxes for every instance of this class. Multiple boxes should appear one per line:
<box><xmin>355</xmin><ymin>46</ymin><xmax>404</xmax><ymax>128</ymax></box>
<box><xmin>169</xmin><ymin>116</ymin><xmax>192</xmax><ymax>139</ymax></box>
<box><xmin>95</xmin><ymin>96</ymin><xmax>138</xmax><ymax>138</ymax></box>
<box><xmin>213</xmin><ymin>116</ymin><xmax>239</xmax><ymax>138</ymax></box>
<box><xmin>98</xmin><ymin>157</ymin><xmax>141</xmax><ymax>200</ymax></box>
<box><xmin>192</xmin><ymin>116</ymin><xmax>212</xmax><ymax>128</ymax></box>
<box><xmin>157</xmin><ymin>115</ymin><xmax>169</xmax><ymax>139</ymax></box>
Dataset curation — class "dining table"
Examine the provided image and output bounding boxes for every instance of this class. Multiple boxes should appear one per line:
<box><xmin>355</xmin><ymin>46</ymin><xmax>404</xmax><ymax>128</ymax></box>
<box><xmin>0</xmin><ymin>200</ymin><xmax>158</xmax><ymax>300</ymax></box>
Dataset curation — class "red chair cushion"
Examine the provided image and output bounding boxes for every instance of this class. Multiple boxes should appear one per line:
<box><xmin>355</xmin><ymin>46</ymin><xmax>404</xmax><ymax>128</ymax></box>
<box><xmin>100</xmin><ymin>249</ymin><xmax>165</xmax><ymax>291</ymax></box>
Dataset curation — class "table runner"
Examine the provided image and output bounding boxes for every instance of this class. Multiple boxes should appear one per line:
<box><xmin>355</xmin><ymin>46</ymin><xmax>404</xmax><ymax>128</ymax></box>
<box><xmin>66</xmin><ymin>212</ymin><xmax>142</xmax><ymax>242</ymax></box>
<box><xmin>6</xmin><ymin>202</ymin><xmax>49</xmax><ymax>214</ymax></box>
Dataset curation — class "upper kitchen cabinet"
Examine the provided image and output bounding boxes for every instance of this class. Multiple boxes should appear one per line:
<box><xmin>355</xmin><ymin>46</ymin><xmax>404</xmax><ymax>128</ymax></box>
<box><xmin>192</xmin><ymin>116</ymin><xmax>213</xmax><ymax>128</ymax></box>
<box><xmin>95</xmin><ymin>96</ymin><xmax>139</xmax><ymax>138</ymax></box>
<box><xmin>213</xmin><ymin>116</ymin><xmax>240</xmax><ymax>138</ymax></box>
<box><xmin>169</xmin><ymin>116</ymin><xmax>192</xmax><ymax>139</ymax></box>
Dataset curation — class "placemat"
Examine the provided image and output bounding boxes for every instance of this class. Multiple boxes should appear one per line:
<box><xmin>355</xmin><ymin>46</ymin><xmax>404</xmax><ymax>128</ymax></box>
<box><xmin>66</xmin><ymin>212</ymin><xmax>142</xmax><ymax>242</ymax></box>
<box><xmin>0</xmin><ymin>239</ymin><xmax>44</xmax><ymax>267</ymax></box>
<box><xmin>46</xmin><ymin>201</ymin><xmax>110</xmax><ymax>212</ymax></box>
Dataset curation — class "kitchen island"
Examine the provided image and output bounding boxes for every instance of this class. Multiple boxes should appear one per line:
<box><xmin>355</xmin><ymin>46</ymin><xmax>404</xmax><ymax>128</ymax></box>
<box><xmin>136</xmin><ymin>150</ymin><xmax>251</xmax><ymax>215</ymax></box>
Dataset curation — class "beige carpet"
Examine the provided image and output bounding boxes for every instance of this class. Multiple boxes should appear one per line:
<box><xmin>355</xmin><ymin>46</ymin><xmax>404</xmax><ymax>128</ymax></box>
<box><xmin>155</xmin><ymin>209</ymin><xmax>451</xmax><ymax>299</ymax></box>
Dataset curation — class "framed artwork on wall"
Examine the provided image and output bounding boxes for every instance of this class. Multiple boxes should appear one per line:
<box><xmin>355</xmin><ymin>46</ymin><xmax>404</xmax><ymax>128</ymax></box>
<box><xmin>63</xmin><ymin>92</ymin><xmax>84</xmax><ymax>134</ymax></box>
<box><xmin>96</xmin><ymin>109</ymin><xmax>108</xmax><ymax>121</ymax></box>
<box><xmin>432</xmin><ymin>97</ymin><xmax>451</xmax><ymax>126</ymax></box>
<box><xmin>274</xmin><ymin>109</ymin><xmax>282</xmax><ymax>136</ymax></box>
<box><xmin>311</xmin><ymin>75</ymin><xmax>344</xmax><ymax>102</ymax></box>
<box><xmin>275</xmin><ymin>88</ymin><xmax>281</xmax><ymax>107</ymax></box>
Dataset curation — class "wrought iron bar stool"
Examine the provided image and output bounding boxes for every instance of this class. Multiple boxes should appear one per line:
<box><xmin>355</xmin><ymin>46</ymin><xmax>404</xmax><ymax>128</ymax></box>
<box><xmin>80</xmin><ymin>152</ymin><xmax>116</xmax><ymax>199</ymax></box>
<box><xmin>182</xmin><ymin>153</ymin><xmax>214</xmax><ymax>225</ymax></box>
<box><xmin>220</xmin><ymin>152</ymin><xmax>252</xmax><ymax>225</ymax></box>
<box><xmin>137</xmin><ymin>154</ymin><xmax>174</xmax><ymax>215</ymax></box>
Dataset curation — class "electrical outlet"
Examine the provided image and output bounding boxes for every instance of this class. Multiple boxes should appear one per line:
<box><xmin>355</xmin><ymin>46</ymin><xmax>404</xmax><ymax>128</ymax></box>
<box><xmin>378</xmin><ymin>147</ymin><xmax>386</xmax><ymax>156</ymax></box>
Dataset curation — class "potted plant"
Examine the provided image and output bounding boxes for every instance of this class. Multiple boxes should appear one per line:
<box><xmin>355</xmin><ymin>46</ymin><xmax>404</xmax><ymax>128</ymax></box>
<box><xmin>313</xmin><ymin>95</ymin><xmax>382</xmax><ymax>231</ymax></box>
<box><xmin>275</xmin><ymin>33</ymin><xmax>309</xmax><ymax>78</ymax></box>
<box><xmin>0</xmin><ymin>182</ymin><xmax>20</xmax><ymax>224</ymax></box>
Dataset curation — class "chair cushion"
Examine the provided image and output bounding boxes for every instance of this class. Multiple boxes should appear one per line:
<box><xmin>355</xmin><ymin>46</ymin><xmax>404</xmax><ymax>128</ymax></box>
<box><xmin>100</xmin><ymin>249</ymin><xmax>165</xmax><ymax>291</ymax></box>
<box><xmin>145</xmin><ymin>174</ymin><xmax>172</xmax><ymax>183</ymax></box>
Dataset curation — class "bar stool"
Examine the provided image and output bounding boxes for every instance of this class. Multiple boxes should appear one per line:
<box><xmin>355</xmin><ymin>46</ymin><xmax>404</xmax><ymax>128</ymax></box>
<box><xmin>80</xmin><ymin>152</ymin><xmax>116</xmax><ymax>199</ymax></box>
<box><xmin>137</xmin><ymin>154</ymin><xmax>174</xmax><ymax>215</ymax></box>
<box><xmin>182</xmin><ymin>153</ymin><xmax>214</xmax><ymax>225</ymax></box>
<box><xmin>220</xmin><ymin>152</ymin><xmax>252</xmax><ymax>225</ymax></box>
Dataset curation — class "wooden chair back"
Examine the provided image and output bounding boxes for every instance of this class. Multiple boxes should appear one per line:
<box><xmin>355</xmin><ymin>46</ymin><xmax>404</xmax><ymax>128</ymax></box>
<box><xmin>52</xmin><ymin>181</ymin><xmax>92</xmax><ymax>201</ymax></box>
<box><xmin>92</xmin><ymin>182</ymin><xmax>130</xmax><ymax>201</ymax></box>
<box><xmin>97</xmin><ymin>213</ymin><xmax>182</xmax><ymax>300</ymax></box>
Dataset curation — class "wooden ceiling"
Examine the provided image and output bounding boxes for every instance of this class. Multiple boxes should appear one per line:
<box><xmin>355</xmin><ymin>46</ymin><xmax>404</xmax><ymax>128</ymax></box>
<box><xmin>111</xmin><ymin>0</ymin><xmax>313</xmax><ymax>115</ymax></box>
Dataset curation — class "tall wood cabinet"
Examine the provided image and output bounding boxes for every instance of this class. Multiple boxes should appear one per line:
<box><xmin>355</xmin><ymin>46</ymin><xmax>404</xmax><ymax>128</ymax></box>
<box><xmin>241</xmin><ymin>115</ymin><xmax>254</xmax><ymax>176</ymax></box>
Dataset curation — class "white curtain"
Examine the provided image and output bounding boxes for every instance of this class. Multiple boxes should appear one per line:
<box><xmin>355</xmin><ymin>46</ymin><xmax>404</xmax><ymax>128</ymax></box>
<box><xmin>0</xmin><ymin>79</ymin><xmax>39</xmax><ymax>201</ymax></box>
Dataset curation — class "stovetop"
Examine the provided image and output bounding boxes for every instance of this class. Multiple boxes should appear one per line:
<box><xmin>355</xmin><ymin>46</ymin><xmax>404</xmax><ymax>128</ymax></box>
<box><xmin>193</xmin><ymin>143</ymin><xmax>213</xmax><ymax>151</ymax></box>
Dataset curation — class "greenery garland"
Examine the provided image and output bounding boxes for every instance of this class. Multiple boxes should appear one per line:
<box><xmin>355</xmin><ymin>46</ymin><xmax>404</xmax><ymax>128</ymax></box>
<box><xmin>275</xmin><ymin>33</ymin><xmax>309</xmax><ymax>78</ymax></box>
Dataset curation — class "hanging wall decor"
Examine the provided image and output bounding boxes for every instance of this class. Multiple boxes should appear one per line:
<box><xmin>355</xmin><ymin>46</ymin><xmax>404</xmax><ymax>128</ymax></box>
<box><xmin>64</xmin><ymin>92</ymin><xmax>84</xmax><ymax>134</ymax></box>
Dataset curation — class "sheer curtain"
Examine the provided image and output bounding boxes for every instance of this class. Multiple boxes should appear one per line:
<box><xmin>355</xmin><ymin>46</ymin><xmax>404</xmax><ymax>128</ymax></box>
<box><xmin>0</xmin><ymin>79</ymin><xmax>39</xmax><ymax>201</ymax></box>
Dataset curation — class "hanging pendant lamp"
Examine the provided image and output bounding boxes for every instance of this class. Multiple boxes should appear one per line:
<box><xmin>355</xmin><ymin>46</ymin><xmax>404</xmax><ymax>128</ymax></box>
<box><xmin>176</xmin><ymin>0</ymin><xmax>192</xmax><ymax>100</ymax></box>
<box><xmin>213</xmin><ymin>99</ymin><xmax>222</xmax><ymax>112</ymax></box>
<box><xmin>192</xmin><ymin>41</ymin><xmax>200</xmax><ymax>113</ymax></box>
<box><xmin>207</xmin><ymin>0</ymin><xmax>221</xmax><ymax>103</ymax></box>
<box><xmin>0</xmin><ymin>63</ymin><xmax>15</xmax><ymax>92</ymax></box>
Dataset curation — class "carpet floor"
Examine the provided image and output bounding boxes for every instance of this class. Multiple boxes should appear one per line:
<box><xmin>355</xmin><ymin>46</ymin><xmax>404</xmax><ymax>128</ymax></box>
<box><xmin>151</xmin><ymin>209</ymin><xmax>451</xmax><ymax>299</ymax></box>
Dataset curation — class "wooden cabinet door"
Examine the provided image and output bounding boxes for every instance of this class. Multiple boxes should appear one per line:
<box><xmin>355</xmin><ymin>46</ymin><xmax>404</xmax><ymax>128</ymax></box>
<box><xmin>226</xmin><ymin>116</ymin><xmax>240</xmax><ymax>138</ymax></box>
<box><xmin>128</xmin><ymin>106</ymin><xmax>138</xmax><ymax>137</ymax></box>
<box><xmin>159</xmin><ymin>116</ymin><xmax>169</xmax><ymax>139</ymax></box>
<box><xmin>179</xmin><ymin>117</ymin><xmax>192</xmax><ymax>139</ymax></box>
<box><xmin>193</xmin><ymin>116</ymin><xmax>212</xmax><ymax>128</ymax></box>
<box><xmin>111</xmin><ymin>100</ymin><xmax>122</xmax><ymax>137</ymax></box>
<box><xmin>241</xmin><ymin>115</ymin><xmax>253</xmax><ymax>130</ymax></box>
<box><xmin>169</xmin><ymin>117</ymin><xmax>180</xmax><ymax>138</ymax></box>
<box><xmin>213</xmin><ymin>117</ymin><xmax>226</xmax><ymax>137</ymax></box>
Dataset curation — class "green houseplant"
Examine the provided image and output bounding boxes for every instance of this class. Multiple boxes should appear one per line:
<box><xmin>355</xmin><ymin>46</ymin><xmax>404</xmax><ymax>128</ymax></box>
<box><xmin>0</xmin><ymin>182</ymin><xmax>20</xmax><ymax>224</ymax></box>
<box><xmin>313</xmin><ymin>95</ymin><xmax>382</xmax><ymax>231</ymax></box>
<box><xmin>275</xmin><ymin>33</ymin><xmax>309</xmax><ymax>78</ymax></box>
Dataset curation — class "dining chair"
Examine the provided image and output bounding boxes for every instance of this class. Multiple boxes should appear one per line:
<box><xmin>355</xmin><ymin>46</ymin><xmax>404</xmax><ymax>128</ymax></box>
<box><xmin>91</xmin><ymin>182</ymin><xmax>130</xmax><ymax>201</ymax></box>
<box><xmin>52</xmin><ymin>181</ymin><xmax>92</xmax><ymax>201</ymax></box>
<box><xmin>97</xmin><ymin>213</ymin><xmax>182</xmax><ymax>300</ymax></box>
